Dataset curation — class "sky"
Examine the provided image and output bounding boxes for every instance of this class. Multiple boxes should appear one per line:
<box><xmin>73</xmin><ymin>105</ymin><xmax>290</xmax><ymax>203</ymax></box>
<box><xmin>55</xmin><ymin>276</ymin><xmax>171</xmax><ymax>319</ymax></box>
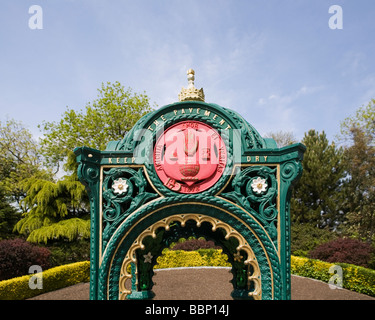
<box><xmin>1</xmin><ymin>0</ymin><xmax>375</xmax><ymax>144</ymax></box>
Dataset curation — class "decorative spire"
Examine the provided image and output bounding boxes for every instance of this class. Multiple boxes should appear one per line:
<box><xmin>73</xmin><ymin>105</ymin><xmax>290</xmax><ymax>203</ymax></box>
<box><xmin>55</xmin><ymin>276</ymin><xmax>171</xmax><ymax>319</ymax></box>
<box><xmin>178</xmin><ymin>69</ymin><xmax>205</xmax><ymax>102</ymax></box>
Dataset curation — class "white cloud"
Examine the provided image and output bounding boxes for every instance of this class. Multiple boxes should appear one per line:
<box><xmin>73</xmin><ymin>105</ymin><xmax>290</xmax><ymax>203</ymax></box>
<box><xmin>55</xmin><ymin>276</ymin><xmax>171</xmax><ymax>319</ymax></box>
<box><xmin>253</xmin><ymin>85</ymin><xmax>324</xmax><ymax>137</ymax></box>
<box><xmin>356</xmin><ymin>75</ymin><xmax>375</xmax><ymax>107</ymax></box>
<box><xmin>340</xmin><ymin>51</ymin><xmax>367</xmax><ymax>77</ymax></box>
<box><xmin>259</xmin><ymin>85</ymin><xmax>322</xmax><ymax>107</ymax></box>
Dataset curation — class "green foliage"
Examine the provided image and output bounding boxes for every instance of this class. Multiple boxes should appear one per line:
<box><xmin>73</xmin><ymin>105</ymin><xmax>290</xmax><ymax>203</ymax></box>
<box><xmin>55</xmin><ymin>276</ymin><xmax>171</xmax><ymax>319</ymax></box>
<box><xmin>48</xmin><ymin>240</ymin><xmax>90</xmax><ymax>267</ymax></box>
<box><xmin>341</xmin><ymin>127</ymin><xmax>375</xmax><ymax>242</ymax></box>
<box><xmin>0</xmin><ymin>261</ymin><xmax>90</xmax><ymax>300</ymax></box>
<box><xmin>0</xmin><ymin>190</ymin><xmax>20</xmax><ymax>239</ymax></box>
<box><xmin>0</xmin><ymin>119</ymin><xmax>53</xmax><ymax>212</ymax></box>
<box><xmin>155</xmin><ymin>249</ymin><xmax>231</xmax><ymax>269</ymax></box>
<box><xmin>39</xmin><ymin>81</ymin><xmax>155</xmax><ymax>171</ymax></box>
<box><xmin>340</xmin><ymin>98</ymin><xmax>375</xmax><ymax>142</ymax></box>
<box><xmin>291</xmin><ymin>255</ymin><xmax>333</xmax><ymax>283</ymax></box>
<box><xmin>7</xmin><ymin>82</ymin><xmax>154</xmax><ymax>245</ymax></box>
<box><xmin>14</xmin><ymin>177</ymin><xmax>89</xmax><ymax>244</ymax></box>
<box><xmin>291</xmin><ymin>223</ymin><xmax>337</xmax><ymax>257</ymax></box>
<box><xmin>2</xmin><ymin>256</ymin><xmax>374</xmax><ymax>299</ymax></box>
<box><xmin>338</xmin><ymin>99</ymin><xmax>375</xmax><ymax>242</ymax></box>
<box><xmin>291</xmin><ymin>256</ymin><xmax>375</xmax><ymax>297</ymax></box>
<box><xmin>26</xmin><ymin>218</ymin><xmax>90</xmax><ymax>244</ymax></box>
<box><xmin>155</xmin><ymin>250</ymin><xmax>375</xmax><ymax>298</ymax></box>
<box><xmin>291</xmin><ymin>129</ymin><xmax>345</xmax><ymax>229</ymax></box>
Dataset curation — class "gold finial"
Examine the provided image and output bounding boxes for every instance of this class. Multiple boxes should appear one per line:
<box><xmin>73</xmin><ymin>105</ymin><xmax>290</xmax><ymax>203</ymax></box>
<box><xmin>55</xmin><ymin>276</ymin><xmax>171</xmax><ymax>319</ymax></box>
<box><xmin>187</xmin><ymin>69</ymin><xmax>195</xmax><ymax>88</ymax></box>
<box><xmin>178</xmin><ymin>69</ymin><xmax>205</xmax><ymax>102</ymax></box>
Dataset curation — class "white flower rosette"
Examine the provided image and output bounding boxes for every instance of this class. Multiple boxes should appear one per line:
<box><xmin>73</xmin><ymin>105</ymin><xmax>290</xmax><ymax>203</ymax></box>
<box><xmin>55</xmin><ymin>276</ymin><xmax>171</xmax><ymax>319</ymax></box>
<box><xmin>112</xmin><ymin>178</ymin><xmax>129</xmax><ymax>195</ymax></box>
<box><xmin>251</xmin><ymin>177</ymin><xmax>268</xmax><ymax>194</ymax></box>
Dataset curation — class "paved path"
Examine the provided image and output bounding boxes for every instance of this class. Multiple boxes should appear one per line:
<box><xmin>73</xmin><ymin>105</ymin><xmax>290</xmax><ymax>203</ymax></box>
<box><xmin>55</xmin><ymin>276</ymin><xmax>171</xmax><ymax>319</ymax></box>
<box><xmin>29</xmin><ymin>267</ymin><xmax>374</xmax><ymax>300</ymax></box>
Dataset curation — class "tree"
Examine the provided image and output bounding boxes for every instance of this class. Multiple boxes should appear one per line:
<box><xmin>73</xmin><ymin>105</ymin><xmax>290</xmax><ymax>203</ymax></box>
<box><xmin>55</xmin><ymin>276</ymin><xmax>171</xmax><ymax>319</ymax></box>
<box><xmin>264</xmin><ymin>130</ymin><xmax>297</xmax><ymax>148</ymax></box>
<box><xmin>339</xmin><ymin>99</ymin><xmax>375</xmax><ymax>243</ymax></box>
<box><xmin>14</xmin><ymin>82</ymin><xmax>155</xmax><ymax>244</ymax></box>
<box><xmin>291</xmin><ymin>130</ymin><xmax>345</xmax><ymax>229</ymax></box>
<box><xmin>291</xmin><ymin>223</ymin><xmax>337</xmax><ymax>257</ymax></box>
<box><xmin>0</xmin><ymin>119</ymin><xmax>52</xmax><ymax>212</ymax></box>
<box><xmin>0</xmin><ymin>190</ymin><xmax>20</xmax><ymax>239</ymax></box>
<box><xmin>39</xmin><ymin>81</ymin><xmax>155</xmax><ymax>173</ymax></box>
<box><xmin>341</xmin><ymin>127</ymin><xmax>375</xmax><ymax>242</ymax></box>
<box><xmin>340</xmin><ymin>98</ymin><xmax>375</xmax><ymax>143</ymax></box>
<box><xmin>13</xmin><ymin>175</ymin><xmax>89</xmax><ymax>244</ymax></box>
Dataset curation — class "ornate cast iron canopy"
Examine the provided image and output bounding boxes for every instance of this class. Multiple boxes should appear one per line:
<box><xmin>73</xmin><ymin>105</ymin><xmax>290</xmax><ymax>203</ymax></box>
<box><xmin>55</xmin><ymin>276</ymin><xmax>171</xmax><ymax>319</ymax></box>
<box><xmin>75</xmin><ymin>69</ymin><xmax>305</xmax><ymax>300</ymax></box>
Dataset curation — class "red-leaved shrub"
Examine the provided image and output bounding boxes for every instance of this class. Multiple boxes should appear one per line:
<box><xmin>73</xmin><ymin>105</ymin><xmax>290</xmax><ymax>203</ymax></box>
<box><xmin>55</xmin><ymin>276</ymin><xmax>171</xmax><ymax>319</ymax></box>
<box><xmin>308</xmin><ymin>238</ymin><xmax>373</xmax><ymax>268</ymax></box>
<box><xmin>171</xmin><ymin>239</ymin><xmax>221</xmax><ymax>251</ymax></box>
<box><xmin>0</xmin><ymin>238</ymin><xmax>51</xmax><ymax>281</ymax></box>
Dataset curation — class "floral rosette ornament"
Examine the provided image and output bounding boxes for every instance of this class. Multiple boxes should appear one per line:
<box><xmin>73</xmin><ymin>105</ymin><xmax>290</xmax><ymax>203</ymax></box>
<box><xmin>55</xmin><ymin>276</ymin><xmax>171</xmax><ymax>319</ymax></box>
<box><xmin>251</xmin><ymin>177</ymin><xmax>268</xmax><ymax>194</ymax></box>
<box><xmin>112</xmin><ymin>178</ymin><xmax>129</xmax><ymax>195</ymax></box>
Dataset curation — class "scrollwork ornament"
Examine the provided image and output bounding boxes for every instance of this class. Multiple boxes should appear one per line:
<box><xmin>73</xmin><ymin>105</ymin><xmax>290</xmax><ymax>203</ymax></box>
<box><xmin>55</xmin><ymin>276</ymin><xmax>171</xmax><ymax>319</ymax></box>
<box><xmin>101</xmin><ymin>167</ymin><xmax>158</xmax><ymax>250</ymax></box>
<box><xmin>78</xmin><ymin>163</ymin><xmax>100</xmax><ymax>185</ymax></box>
<box><xmin>281</xmin><ymin>161</ymin><xmax>300</xmax><ymax>182</ymax></box>
<box><xmin>222</xmin><ymin>166</ymin><xmax>278</xmax><ymax>243</ymax></box>
<box><xmin>224</xmin><ymin>166</ymin><xmax>277</xmax><ymax>217</ymax></box>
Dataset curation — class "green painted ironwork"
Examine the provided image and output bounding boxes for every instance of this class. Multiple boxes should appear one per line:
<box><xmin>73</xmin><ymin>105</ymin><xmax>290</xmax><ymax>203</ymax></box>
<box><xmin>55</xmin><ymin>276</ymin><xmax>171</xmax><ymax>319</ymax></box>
<box><xmin>75</xmin><ymin>100</ymin><xmax>305</xmax><ymax>300</ymax></box>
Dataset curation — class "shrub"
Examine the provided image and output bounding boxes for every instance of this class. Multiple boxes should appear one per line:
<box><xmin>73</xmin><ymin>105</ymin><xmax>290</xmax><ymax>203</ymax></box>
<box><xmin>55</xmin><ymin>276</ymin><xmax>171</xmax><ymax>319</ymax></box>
<box><xmin>291</xmin><ymin>255</ymin><xmax>375</xmax><ymax>297</ymax></box>
<box><xmin>171</xmin><ymin>238</ymin><xmax>221</xmax><ymax>251</ymax></box>
<box><xmin>155</xmin><ymin>249</ymin><xmax>230</xmax><ymax>269</ymax></box>
<box><xmin>0</xmin><ymin>238</ymin><xmax>51</xmax><ymax>281</ymax></box>
<box><xmin>291</xmin><ymin>255</ymin><xmax>333</xmax><ymax>282</ymax></box>
<box><xmin>48</xmin><ymin>240</ymin><xmax>90</xmax><ymax>267</ymax></box>
<box><xmin>308</xmin><ymin>238</ymin><xmax>373</xmax><ymax>268</ymax></box>
<box><xmin>291</xmin><ymin>223</ymin><xmax>337</xmax><ymax>257</ymax></box>
<box><xmin>0</xmin><ymin>261</ymin><xmax>90</xmax><ymax>300</ymax></box>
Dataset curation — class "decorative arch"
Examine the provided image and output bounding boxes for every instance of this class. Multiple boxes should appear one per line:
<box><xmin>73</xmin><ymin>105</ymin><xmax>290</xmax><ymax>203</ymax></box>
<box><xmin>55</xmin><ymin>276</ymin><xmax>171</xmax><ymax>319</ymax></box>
<box><xmin>100</xmin><ymin>199</ymin><xmax>281</xmax><ymax>300</ymax></box>
<box><xmin>75</xmin><ymin>87</ymin><xmax>305</xmax><ymax>300</ymax></box>
<box><xmin>119</xmin><ymin>214</ymin><xmax>261</xmax><ymax>300</ymax></box>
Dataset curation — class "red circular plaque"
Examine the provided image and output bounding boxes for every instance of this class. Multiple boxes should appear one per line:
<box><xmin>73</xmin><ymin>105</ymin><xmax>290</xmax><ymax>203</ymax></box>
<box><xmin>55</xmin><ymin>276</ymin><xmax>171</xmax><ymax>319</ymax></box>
<box><xmin>153</xmin><ymin>121</ymin><xmax>227</xmax><ymax>193</ymax></box>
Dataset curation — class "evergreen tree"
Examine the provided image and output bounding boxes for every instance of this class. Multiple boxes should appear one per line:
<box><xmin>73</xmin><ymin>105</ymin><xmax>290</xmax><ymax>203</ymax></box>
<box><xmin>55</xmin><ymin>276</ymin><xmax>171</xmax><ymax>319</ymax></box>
<box><xmin>0</xmin><ymin>190</ymin><xmax>20</xmax><ymax>239</ymax></box>
<box><xmin>13</xmin><ymin>175</ymin><xmax>89</xmax><ymax>244</ymax></box>
<box><xmin>291</xmin><ymin>130</ymin><xmax>345</xmax><ymax>229</ymax></box>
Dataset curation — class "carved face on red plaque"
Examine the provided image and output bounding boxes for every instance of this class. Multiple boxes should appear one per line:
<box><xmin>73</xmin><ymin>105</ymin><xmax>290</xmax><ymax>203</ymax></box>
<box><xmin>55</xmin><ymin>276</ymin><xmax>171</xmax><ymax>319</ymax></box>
<box><xmin>153</xmin><ymin>121</ymin><xmax>227</xmax><ymax>193</ymax></box>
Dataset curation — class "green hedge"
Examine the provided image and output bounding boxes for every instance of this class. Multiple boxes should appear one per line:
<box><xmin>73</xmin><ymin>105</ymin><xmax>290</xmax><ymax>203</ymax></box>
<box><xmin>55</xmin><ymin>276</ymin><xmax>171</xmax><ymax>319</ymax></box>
<box><xmin>291</xmin><ymin>256</ymin><xmax>375</xmax><ymax>297</ymax></box>
<box><xmin>157</xmin><ymin>251</ymin><xmax>375</xmax><ymax>297</ymax></box>
<box><xmin>1</xmin><ymin>251</ymin><xmax>374</xmax><ymax>299</ymax></box>
<box><xmin>155</xmin><ymin>249</ymin><xmax>231</xmax><ymax>269</ymax></box>
<box><xmin>157</xmin><ymin>250</ymin><xmax>375</xmax><ymax>297</ymax></box>
<box><xmin>0</xmin><ymin>261</ymin><xmax>90</xmax><ymax>300</ymax></box>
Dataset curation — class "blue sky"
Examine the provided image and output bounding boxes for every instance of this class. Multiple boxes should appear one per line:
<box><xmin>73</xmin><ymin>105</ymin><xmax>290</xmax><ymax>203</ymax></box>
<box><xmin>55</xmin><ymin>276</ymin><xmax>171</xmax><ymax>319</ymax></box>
<box><xmin>1</xmin><ymin>0</ymin><xmax>375</xmax><ymax>144</ymax></box>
